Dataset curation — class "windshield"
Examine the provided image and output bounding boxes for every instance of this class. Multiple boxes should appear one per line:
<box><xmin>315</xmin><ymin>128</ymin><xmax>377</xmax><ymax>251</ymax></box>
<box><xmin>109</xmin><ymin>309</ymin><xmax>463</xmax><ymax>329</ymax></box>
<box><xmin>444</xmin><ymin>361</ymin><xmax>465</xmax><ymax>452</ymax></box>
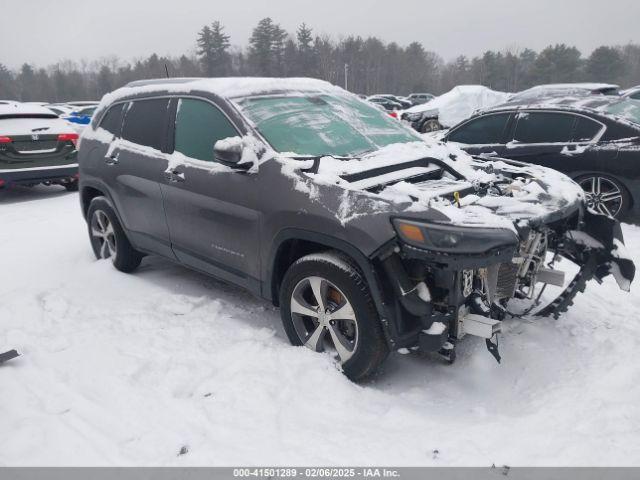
<box><xmin>603</xmin><ymin>99</ymin><xmax>640</xmax><ymax>126</ymax></box>
<box><xmin>236</xmin><ymin>93</ymin><xmax>419</xmax><ymax>157</ymax></box>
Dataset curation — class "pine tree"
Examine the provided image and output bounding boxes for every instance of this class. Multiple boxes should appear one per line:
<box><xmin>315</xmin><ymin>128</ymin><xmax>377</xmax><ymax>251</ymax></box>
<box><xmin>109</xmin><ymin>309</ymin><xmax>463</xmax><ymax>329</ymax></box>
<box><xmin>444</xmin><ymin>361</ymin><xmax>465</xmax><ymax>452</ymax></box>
<box><xmin>97</xmin><ymin>65</ymin><xmax>114</xmax><ymax>96</ymax></box>
<box><xmin>17</xmin><ymin>64</ymin><xmax>37</xmax><ymax>101</ymax></box>
<box><xmin>296</xmin><ymin>23</ymin><xmax>318</xmax><ymax>76</ymax></box>
<box><xmin>0</xmin><ymin>63</ymin><xmax>17</xmax><ymax>99</ymax></box>
<box><xmin>248</xmin><ymin>17</ymin><xmax>287</xmax><ymax>76</ymax></box>
<box><xmin>586</xmin><ymin>46</ymin><xmax>625</xmax><ymax>82</ymax></box>
<box><xmin>197</xmin><ymin>21</ymin><xmax>231</xmax><ymax>76</ymax></box>
<box><xmin>530</xmin><ymin>44</ymin><xmax>583</xmax><ymax>84</ymax></box>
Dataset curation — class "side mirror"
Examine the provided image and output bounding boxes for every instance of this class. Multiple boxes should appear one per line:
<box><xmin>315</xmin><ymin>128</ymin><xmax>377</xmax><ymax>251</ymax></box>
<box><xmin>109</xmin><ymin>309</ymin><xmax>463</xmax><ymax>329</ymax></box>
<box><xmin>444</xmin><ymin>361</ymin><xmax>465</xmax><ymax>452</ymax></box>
<box><xmin>214</xmin><ymin>136</ymin><xmax>243</xmax><ymax>165</ymax></box>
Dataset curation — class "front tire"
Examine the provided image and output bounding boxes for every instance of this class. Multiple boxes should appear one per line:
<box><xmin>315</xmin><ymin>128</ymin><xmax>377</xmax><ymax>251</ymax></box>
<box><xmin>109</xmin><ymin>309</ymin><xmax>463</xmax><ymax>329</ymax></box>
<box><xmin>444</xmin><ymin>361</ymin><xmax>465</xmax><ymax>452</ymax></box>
<box><xmin>87</xmin><ymin>196</ymin><xmax>142</xmax><ymax>273</ymax></box>
<box><xmin>420</xmin><ymin>118</ymin><xmax>442</xmax><ymax>133</ymax></box>
<box><xmin>279</xmin><ymin>251</ymin><xmax>389</xmax><ymax>381</ymax></box>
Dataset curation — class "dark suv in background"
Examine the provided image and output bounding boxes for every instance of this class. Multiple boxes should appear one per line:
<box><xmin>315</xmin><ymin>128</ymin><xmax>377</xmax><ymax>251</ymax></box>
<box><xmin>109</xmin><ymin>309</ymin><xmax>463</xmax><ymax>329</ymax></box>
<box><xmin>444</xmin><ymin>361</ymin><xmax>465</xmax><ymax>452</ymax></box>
<box><xmin>78</xmin><ymin>78</ymin><xmax>633</xmax><ymax>381</ymax></box>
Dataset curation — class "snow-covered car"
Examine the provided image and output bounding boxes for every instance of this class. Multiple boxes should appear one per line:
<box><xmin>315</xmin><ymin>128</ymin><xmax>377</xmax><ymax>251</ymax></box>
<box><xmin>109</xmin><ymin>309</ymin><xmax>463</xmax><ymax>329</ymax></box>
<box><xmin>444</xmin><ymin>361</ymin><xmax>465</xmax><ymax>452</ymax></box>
<box><xmin>509</xmin><ymin>83</ymin><xmax>621</xmax><ymax>103</ymax></box>
<box><xmin>368</xmin><ymin>94</ymin><xmax>412</xmax><ymax>110</ymax></box>
<box><xmin>622</xmin><ymin>86</ymin><xmax>640</xmax><ymax>101</ymax></box>
<box><xmin>0</xmin><ymin>102</ymin><xmax>79</xmax><ymax>191</ymax></box>
<box><xmin>407</xmin><ymin>93</ymin><xmax>435</xmax><ymax>106</ymax></box>
<box><xmin>79</xmin><ymin>78</ymin><xmax>634</xmax><ymax>381</ymax></box>
<box><xmin>402</xmin><ymin>85</ymin><xmax>511</xmax><ymax>133</ymax></box>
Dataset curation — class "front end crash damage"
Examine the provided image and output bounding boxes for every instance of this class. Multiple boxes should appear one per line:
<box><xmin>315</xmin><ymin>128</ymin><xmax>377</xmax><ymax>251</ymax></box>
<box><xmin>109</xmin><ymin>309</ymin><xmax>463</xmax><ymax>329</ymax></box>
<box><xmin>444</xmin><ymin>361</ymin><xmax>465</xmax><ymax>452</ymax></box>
<box><xmin>366</xmin><ymin>158</ymin><xmax>636</xmax><ymax>364</ymax></box>
<box><xmin>282</xmin><ymin>140</ymin><xmax>635</xmax><ymax>363</ymax></box>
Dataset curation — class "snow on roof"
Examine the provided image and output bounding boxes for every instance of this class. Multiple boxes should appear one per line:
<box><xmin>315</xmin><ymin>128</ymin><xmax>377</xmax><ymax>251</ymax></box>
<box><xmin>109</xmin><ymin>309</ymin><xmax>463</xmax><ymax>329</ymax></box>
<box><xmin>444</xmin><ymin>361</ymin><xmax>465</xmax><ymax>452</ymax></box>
<box><xmin>0</xmin><ymin>102</ymin><xmax>58</xmax><ymax>117</ymax></box>
<box><xmin>484</xmin><ymin>96</ymin><xmax>640</xmax><ymax>130</ymax></box>
<box><xmin>404</xmin><ymin>85</ymin><xmax>510</xmax><ymax>127</ymax></box>
<box><xmin>530</xmin><ymin>83</ymin><xmax>620</xmax><ymax>91</ymax></box>
<box><xmin>110</xmin><ymin>77</ymin><xmax>340</xmax><ymax>103</ymax></box>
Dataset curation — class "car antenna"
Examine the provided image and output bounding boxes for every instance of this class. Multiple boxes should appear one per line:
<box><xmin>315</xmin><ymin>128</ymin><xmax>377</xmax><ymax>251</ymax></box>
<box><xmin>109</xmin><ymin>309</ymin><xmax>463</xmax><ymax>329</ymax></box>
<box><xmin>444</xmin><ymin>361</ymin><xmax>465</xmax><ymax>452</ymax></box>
<box><xmin>164</xmin><ymin>63</ymin><xmax>170</xmax><ymax>78</ymax></box>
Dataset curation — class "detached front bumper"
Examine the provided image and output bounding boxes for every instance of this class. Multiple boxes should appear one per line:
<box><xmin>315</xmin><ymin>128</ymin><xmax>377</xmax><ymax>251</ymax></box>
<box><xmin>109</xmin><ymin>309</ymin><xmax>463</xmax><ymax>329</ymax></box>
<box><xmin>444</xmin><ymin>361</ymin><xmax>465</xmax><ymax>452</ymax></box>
<box><xmin>0</xmin><ymin>164</ymin><xmax>78</xmax><ymax>187</ymax></box>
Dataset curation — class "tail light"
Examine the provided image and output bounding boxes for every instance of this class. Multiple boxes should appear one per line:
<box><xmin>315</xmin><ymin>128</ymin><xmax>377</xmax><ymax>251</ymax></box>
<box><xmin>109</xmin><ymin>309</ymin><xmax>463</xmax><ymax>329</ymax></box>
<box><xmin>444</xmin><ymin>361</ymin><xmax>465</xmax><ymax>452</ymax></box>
<box><xmin>0</xmin><ymin>136</ymin><xmax>11</xmax><ymax>143</ymax></box>
<box><xmin>388</xmin><ymin>111</ymin><xmax>398</xmax><ymax>118</ymax></box>
<box><xmin>58</xmin><ymin>133</ymin><xmax>79</xmax><ymax>148</ymax></box>
<box><xmin>0</xmin><ymin>179</ymin><xmax>5</xmax><ymax>188</ymax></box>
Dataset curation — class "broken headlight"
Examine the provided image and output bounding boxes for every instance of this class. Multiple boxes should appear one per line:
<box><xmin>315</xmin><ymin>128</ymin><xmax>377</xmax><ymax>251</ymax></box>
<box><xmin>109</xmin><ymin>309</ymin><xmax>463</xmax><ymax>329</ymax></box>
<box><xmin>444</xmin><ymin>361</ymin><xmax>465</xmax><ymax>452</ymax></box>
<box><xmin>393</xmin><ymin>219</ymin><xmax>518</xmax><ymax>254</ymax></box>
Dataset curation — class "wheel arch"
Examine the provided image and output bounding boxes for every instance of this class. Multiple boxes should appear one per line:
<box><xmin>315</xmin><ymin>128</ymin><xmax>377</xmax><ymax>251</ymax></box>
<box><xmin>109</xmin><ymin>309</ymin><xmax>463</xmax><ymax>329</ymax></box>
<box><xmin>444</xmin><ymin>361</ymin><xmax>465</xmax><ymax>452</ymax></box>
<box><xmin>266</xmin><ymin>229</ymin><xmax>401</xmax><ymax>347</ymax></box>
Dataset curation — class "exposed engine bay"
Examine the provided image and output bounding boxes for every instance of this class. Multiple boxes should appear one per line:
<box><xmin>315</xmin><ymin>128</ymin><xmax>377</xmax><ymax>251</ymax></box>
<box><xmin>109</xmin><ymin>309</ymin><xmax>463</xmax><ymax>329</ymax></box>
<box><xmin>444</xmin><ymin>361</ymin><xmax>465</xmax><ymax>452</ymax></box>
<box><xmin>356</xmin><ymin>152</ymin><xmax>636</xmax><ymax>363</ymax></box>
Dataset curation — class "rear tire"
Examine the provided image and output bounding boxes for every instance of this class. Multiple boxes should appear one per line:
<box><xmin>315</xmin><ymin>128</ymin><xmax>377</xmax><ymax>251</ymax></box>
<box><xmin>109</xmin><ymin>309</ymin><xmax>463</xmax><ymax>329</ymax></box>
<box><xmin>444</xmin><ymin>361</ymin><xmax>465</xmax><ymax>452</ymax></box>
<box><xmin>279</xmin><ymin>251</ymin><xmax>389</xmax><ymax>381</ymax></box>
<box><xmin>87</xmin><ymin>196</ymin><xmax>142</xmax><ymax>273</ymax></box>
<box><xmin>64</xmin><ymin>180</ymin><xmax>79</xmax><ymax>192</ymax></box>
<box><xmin>575</xmin><ymin>174</ymin><xmax>630</xmax><ymax>219</ymax></box>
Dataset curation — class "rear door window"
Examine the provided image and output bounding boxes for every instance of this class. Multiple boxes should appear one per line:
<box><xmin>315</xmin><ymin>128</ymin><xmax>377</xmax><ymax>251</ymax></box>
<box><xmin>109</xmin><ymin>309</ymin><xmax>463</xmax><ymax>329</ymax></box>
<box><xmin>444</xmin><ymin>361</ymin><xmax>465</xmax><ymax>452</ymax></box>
<box><xmin>447</xmin><ymin>113</ymin><xmax>510</xmax><ymax>144</ymax></box>
<box><xmin>99</xmin><ymin>103</ymin><xmax>125</xmax><ymax>137</ymax></box>
<box><xmin>513</xmin><ymin>112</ymin><xmax>575</xmax><ymax>144</ymax></box>
<box><xmin>121</xmin><ymin>98</ymin><xmax>170</xmax><ymax>150</ymax></box>
<box><xmin>174</xmin><ymin>98</ymin><xmax>238</xmax><ymax>162</ymax></box>
<box><xmin>573</xmin><ymin>116</ymin><xmax>603</xmax><ymax>142</ymax></box>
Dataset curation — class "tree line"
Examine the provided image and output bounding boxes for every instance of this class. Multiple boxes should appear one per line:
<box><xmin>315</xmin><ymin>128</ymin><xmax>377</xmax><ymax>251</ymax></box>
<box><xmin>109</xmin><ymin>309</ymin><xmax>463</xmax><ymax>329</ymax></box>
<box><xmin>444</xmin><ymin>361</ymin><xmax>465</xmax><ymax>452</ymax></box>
<box><xmin>1</xmin><ymin>17</ymin><xmax>639</xmax><ymax>102</ymax></box>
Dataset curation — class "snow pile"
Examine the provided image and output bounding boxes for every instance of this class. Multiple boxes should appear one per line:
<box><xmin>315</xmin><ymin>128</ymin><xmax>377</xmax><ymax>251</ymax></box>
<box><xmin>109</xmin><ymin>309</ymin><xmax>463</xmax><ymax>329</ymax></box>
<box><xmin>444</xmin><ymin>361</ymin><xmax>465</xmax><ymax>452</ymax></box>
<box><xmin>404</xmin><ymin>86</ymin><xmax>511</xmax><ymax>127</ymax></box>
<box><xmin>1</xmin><ymin>187</ymin><xmax>640</xmax><ymax>466</ymax></box>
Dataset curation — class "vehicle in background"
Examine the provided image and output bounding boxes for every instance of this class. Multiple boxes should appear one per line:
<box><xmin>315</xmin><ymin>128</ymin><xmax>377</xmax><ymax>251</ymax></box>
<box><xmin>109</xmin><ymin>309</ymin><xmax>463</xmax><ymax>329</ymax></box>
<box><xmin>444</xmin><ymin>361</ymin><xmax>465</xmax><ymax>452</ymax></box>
<box><xmin>0</xmin><ymin>102</ymin><xmax>79</xmax><ymax>191</ymax></box>
<box><xmin>367</xmin><ymin>94</ymin><xmax>412</xmax><ymax>109</ymax></box>
<box><xmin>367</xmin><ymin>96</ymin><xmax>402</xmax><ymax>112</ymax></box>
<box><xmin>441</xmin><ymin>95</ymin><xmax>640</xmax><ymax>219</ymax></box>
<box><xmin>64</xmin><ymin>105</ymin><xmax>98</xmax><ymax>125</ymax></box>
<box><xmin>622</xmin><ymin>86</ymin><xmax>640</xmax><ymax>100</ymax></box>
<box><xmin>21</xmin><ymin>101</ymin><xmax>49</xmax><ymax>107</ymax></box>
<box><xmin>45</xmin><ymin>104</ymin><xmax>75</xmax><ymax>116</ymax></box>
<box><xmin>508</xmin><ymin>83</ymin><xmax>621</xmax><ymax>103</ymax></box>
<box><xmin>79</xmin><ymin>77</ymin><xmax>633</xmax><ymax>380</ymax></box>
<box><xmin>65</xmin><ymin>101</ymin><xmax>100</xmax><ymax>108</ymax></box>
<box><xmin>407</xmin><ymin>93</ymin><xmax>435</xmax><ymax>105</ymax></box>
<box><xmin>402</xmin><ymin>85</ymin><xmax>510</xmax><ymax>133</ymax></box>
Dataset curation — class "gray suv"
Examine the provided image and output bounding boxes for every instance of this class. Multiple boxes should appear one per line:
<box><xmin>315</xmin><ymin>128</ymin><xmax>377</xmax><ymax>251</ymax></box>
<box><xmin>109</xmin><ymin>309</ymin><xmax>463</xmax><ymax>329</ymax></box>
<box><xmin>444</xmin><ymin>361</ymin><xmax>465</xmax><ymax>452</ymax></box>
<box><xmin>79</xmin><ymin>78</ymin><xmax>634</xmax><ymax>381</ymax></box>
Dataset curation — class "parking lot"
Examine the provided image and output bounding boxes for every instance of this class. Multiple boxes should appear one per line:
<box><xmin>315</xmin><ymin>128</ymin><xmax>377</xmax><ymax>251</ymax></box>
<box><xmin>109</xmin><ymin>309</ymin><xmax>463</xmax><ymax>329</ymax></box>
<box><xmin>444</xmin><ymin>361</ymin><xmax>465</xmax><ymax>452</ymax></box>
<box><xmin>2</xmin><ymin>185</ymin><xmax>640</xmax><ymax>466</ymax></box>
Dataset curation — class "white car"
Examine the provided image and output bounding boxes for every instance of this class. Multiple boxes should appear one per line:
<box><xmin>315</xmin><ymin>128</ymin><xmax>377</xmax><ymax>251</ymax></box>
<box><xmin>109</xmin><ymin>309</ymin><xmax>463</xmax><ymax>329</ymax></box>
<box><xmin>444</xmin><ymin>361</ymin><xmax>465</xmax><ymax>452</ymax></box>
<box><xmin>402</xmin><ymin>85</ymin><xmax>510</xmax><ymax>132</ymax></box>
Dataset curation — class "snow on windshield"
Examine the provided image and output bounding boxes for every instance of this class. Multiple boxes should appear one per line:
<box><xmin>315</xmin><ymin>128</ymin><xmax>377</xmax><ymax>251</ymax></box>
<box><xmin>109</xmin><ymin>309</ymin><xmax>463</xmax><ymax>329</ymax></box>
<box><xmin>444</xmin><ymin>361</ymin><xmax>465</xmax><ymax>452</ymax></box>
<box><xmin>234</xmin><ymin>94</ymin><xmax>419</xmax><ymax>157</ymax></box>
<box><xmin>602</xmin><ymin>99</ymin><xmax>640</xmax><ymax>126</ymax></box>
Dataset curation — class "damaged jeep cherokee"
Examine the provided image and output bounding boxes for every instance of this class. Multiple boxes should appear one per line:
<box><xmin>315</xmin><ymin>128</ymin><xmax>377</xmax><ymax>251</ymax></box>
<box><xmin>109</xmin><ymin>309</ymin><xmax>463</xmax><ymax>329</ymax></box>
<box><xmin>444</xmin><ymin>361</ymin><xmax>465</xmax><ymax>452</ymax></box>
<box><xmin>78</xmin><ymin>78</ymin><xmax>635</xmax><ymax>381</ymax></box>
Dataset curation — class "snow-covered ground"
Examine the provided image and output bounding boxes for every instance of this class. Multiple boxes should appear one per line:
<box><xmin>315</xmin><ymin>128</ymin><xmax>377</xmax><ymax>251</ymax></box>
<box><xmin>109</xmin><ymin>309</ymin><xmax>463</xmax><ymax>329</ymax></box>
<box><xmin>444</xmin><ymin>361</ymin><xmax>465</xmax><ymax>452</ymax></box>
<box><xmin>1</xmin><ymin>185</ymin><xmax>640</xmax><ymax>466</ymax></box>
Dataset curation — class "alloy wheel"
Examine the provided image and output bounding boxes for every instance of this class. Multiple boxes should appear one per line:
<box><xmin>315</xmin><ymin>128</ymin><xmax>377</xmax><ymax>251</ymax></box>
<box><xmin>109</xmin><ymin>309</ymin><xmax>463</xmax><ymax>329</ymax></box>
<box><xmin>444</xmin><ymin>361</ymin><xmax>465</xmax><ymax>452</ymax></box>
<box><xmin>422</xmin><ymin>119</ymin><xmax>441</xmax><ymax>133</ymax></box>
<box><xmin>578</xmin><ymin>176</ymin><xmax>624</xmax><ymax>218</ymax></box>
<box><xmin>290</xmin><ymin>276</ymin><xmax>359</xmax><ymax>363</ymax></box>
<box><xmin>91</xmin><ymin>210</ymin><xmax>117</xmax><ymax>259</ymax></box>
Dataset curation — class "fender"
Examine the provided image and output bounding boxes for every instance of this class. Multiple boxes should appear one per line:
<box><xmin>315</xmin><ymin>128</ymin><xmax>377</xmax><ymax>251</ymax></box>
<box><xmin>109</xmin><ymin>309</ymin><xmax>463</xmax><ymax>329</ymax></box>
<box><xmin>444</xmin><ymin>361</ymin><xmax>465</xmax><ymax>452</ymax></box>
<box><xmin>265</xmin><ymin>228</ymin><xmax>402</xmax><ymax>347</ymax></box>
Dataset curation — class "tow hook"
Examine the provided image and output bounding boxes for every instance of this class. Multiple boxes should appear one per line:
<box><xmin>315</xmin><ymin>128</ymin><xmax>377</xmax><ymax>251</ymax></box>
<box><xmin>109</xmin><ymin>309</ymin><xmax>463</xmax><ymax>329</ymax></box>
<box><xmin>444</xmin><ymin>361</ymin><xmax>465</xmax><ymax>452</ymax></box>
<box><xmin>438</xmin><ymin>341</ymin><xmax>457</xmax><ymax>364</ymax></box>
<box><xmin>485</xmin><ymin>337</ymin><xmax>501</xmax><ymax>364</ymax></box>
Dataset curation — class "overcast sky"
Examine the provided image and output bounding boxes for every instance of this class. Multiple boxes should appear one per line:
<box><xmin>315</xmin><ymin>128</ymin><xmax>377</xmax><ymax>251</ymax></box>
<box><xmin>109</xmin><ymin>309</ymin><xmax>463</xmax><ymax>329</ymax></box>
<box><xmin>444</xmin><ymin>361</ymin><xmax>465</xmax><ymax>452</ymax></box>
<box><xmin>3</xmin><ymin>0</ymin><xmax>639</xmax><ymax>69</ymax></box>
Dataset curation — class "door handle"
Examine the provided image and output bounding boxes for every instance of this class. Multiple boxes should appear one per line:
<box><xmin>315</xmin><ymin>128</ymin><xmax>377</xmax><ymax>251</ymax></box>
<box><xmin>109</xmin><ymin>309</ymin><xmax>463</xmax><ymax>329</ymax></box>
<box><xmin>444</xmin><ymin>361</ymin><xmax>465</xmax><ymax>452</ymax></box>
<box><xmin>164</xmin><ymin>169</ymin><xmax>185</xmax><ymax>183</ymax></box>
<box><xmin>105</xmin><ymin>153</ymin><xmax>119</xmax><ymax>165</ymax></box>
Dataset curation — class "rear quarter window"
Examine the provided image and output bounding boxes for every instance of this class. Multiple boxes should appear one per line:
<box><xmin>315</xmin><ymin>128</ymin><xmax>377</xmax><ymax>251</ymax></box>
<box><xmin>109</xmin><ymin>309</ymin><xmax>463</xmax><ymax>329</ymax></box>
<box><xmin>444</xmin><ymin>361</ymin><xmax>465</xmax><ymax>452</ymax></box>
<box><xmin>573</xmin><ymin>116</ymin><xmax>603</xmax><ymax>142</ymax></box>
<box><xmin>121</xmin><ymin>98</ymin><xmax>171</xmax><ymax>150</ymax></box>
<box><xmin>99</xmin><ymin>103</ymin><xmax>125</xmax><ymax>137</ymax></box>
